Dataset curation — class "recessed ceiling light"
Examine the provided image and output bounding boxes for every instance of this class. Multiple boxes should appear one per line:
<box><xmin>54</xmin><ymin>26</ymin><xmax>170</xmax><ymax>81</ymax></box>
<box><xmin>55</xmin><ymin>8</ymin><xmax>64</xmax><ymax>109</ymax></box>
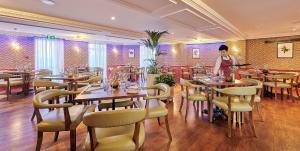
<box><xmin>111</xmin><ymin>16</ymin><xmax>116</xmax><ymax>20</ymax></box>
<box><xmin>41</xmin><ymin>0</ymin><xmax>55</xmax><ymax>6</ymax></box>
<box><xmin>170</xmin><ymin>32</ymin><xmax>175</xmax><ymax>35</ymax></box>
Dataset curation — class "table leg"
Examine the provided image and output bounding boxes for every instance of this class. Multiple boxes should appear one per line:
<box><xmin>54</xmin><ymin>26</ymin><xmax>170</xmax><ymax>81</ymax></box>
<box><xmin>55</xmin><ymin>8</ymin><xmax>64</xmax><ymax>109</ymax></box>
<box><xmin>112</xmin><ymin>99</ymin><xmax>116</xmax><ymax>110</ymax></box>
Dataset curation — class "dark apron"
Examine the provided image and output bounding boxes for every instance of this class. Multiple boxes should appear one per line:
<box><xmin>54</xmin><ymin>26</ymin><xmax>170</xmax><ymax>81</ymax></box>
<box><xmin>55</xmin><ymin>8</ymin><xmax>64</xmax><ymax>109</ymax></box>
<box><xmin>220</xmin><ymin>56</ymin><xmax>233</xmax><ymax>78</ymax></box>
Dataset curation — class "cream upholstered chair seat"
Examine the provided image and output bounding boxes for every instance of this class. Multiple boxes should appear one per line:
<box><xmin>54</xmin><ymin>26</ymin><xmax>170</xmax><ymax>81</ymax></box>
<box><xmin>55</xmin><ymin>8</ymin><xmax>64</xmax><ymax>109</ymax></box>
<box><xmin>263</xmin><ymin>82</ymin><xmax>292</xmax><ymax>88</ymax></box>
<box><xmin>85</xmin><ymin>124</ymin><xmax>145</xmax><ymax>151</ymax></box>
<box><xmin>83</xmin><ymin>109</ymin><xmax>146</xmax><ymax>151</ymax></box>
<box><xmin>137</xmin><ymin>100</ymin><xmax>168</xmax><ymax>118</ymax></box>
<box><xmin>213</xmin><ymin>96</ymin><xmax>252</xmax><ymax>112</ymax></box>
<box><xmin>38</xmin><ymin>105</ymin><xmax>96</xmax><ymax>132</ymax></box>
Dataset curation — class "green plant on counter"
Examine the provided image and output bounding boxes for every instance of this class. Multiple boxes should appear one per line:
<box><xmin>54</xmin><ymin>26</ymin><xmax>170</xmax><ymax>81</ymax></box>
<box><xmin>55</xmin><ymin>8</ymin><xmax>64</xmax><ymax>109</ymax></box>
<box><xmin>154</xmin><ymin>74</ymin><xmax>175</xmax><ymax>87</ymax></box>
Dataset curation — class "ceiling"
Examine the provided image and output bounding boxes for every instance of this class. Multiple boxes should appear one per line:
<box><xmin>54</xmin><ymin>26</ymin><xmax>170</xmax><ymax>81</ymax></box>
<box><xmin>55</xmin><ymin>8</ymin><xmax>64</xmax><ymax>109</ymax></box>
<box><xmin>0</xmin><ymin>0</ymin><xmax>299</xmax><ymax>43</ymax></box>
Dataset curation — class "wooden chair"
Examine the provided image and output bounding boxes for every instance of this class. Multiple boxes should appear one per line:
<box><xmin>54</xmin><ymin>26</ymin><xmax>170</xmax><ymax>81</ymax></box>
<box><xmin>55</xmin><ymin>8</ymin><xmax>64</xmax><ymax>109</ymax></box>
<box><xmin>181</xmin><ymin>67</ymin><xmax>191</xmax><ymax>79</ymax></box>
<box><xmin>0</xmin><ymin>73</ymin><xmax>25</xmax><ymax>100</ymax></box>
<box><xmin>31</xmin><ymin>80</ymin><xmax>69</xmax><ymax>121</ymax></box>
<box><xmin>179</xmin><ymin>78</ymin><xmax>209</xmax><ymax>121</ymax></box>
<box><xmin>137</xmin><ymin>83</ymin><xmax>172</xmax><ymax>140</ymax></box>
<box><xmin>263</xmin><ymin>73</ymin><xmax>295</xmax><ymax>101</ymax></box>
<box><xmin>212</xmin><ymin>87</ymin><xmax>257</xmax><ymax>137</ymax></box>
<box><xmin>83</xmin><ymin>109</ymin><xmax>146</xmax><ymax>151</ymax></box>
<box><xmin>33</xmin><ymin>89</ymin><xmax>96</xmax><ymax>151</ymax></box>
<box><xmin>240</xmin><ymin>78</ymin><xmax>264</xmax><ymax>121</ymax></box>
<box><xmin>77</xmin><ymin>76</ymin><xmax>102</xmax><ymax>87</ymax></box>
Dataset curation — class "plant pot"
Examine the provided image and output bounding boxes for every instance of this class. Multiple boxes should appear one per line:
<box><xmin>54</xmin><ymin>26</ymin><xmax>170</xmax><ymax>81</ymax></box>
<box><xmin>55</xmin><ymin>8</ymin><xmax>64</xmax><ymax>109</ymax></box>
<box><xmin>146</xmin><ymin>74</ymin><xmax>160</xmax><ymax>86</ymax></box>
<box><xmin>169</xmin><ymin>86</ymin><xmax>174</xmax><ymax>102</ymax></box>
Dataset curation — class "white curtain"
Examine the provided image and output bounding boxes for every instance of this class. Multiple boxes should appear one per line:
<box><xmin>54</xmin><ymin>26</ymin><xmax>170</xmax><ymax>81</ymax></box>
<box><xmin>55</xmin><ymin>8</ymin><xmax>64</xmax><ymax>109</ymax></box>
<box><xmin>34</xmin><ymin>38</ymin><xmax>64</xmax><ymax>75</ymax></box>
<box><xmin>88</xmin><ymin>43</ymin><xmax>107</xmax><ymax>78</ymax></box>
<box><xmin>139</xmin><ymin>45</ymin><xmax>154</xmax><ymax>68</ymax></box>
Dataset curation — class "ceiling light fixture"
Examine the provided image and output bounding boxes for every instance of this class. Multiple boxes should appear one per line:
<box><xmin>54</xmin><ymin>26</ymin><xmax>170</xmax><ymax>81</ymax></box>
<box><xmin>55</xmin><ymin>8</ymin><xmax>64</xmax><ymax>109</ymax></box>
<box><xmin>41</xmin><ymin>0</ymin><xmax>55</xmax><ymax>6</ymax></box>
<box><xmin>111</xmin><ymin>16</ymin><xmax>116</xmax><ymax>20</ymax></box>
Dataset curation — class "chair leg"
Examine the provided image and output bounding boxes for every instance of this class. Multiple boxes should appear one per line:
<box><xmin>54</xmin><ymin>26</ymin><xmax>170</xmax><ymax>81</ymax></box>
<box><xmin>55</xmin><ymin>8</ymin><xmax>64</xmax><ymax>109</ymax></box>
<box><xmin>157</xmin><ymin>117</ymin><xmax>161</xmax><ymax>126</ymax></box>
<box><xmin>201</xmin><ymin>101</ymin><xmax>204</xmax><ymax>117</ymax></box>
<box><xmin>256</xmin><ymin>102</ymin><xmax>264</xmax><ymax>122</ymax></box>
<box><xmin>274</xmin><ymin>88</ymin><xmax>277</xmax><ymax>101</ymax></box>
<box><xmin>185</xmin><ymin>100</ymin><xmax>189</xmax><ymax>121</ymax></box>
<box><xmin>36</xmin><ymin>132</ymin><xmax>43</xmax><ymax>151</ymax></box>
<box><xmin>165</xmin><ymin>115</ymin><xmax>172</xmax><ymax>141</ymax></box>
<box><xmin>249</xmin><ymin>111</ymin><xmax>257</xmax><ymax>137</ymax></box>
<box><xmin>70</xmin><ymin>129</ymin><xmax>76</xmax><ymax>151</ymax></box>
<box><xmin>209</xmin><ymin>101</ymin><xmax>213</xmax><ymax>122</ymax></box>
<box><xmin>197</xmin><ymin>101</ymin><xmax>200</xmax><ymax>114</ymax></box>
<box><xmin>31</xmin><ymin>111</ymin><xmax>35</xmax><ymax>121</ymax></box>
<box><xmin>54</xmin><ymin>131</ymin><xmax>59</xmax><ymax>142</ymax></box>
<box><xmin>280</xmin><ymin>88</ymin><xmax>283</xmax><ymax>100</ymax></box>
<box><xmin>290</xmin><ymin>88</ymin><xmax>295</xmax><ymax>102</ymax></box>
<box><xmin>295</xmin><ymin>86</ymin><xmax>300</xmax><ymax>99</ymax></box>
<box><xmin>227</xmin><ymin>111</ymin><xmax>232</xmax><ymax>138</ymax></box>
<box><xmin>179</xmin><ymin>96</ymin><xmax>184</xmax><ymax>112</ymax></box>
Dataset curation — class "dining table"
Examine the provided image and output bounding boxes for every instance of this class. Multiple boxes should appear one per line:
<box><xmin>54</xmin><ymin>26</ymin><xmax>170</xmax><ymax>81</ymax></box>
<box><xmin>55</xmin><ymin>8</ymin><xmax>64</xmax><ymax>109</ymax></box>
<box><xmin>39</xmin><ymin>74</ymin><xmax>90</xmax><ymax>91</ymax></box>
<box><xmin>193</xmin><ymin>76</ymin><xmax>253</xmax><ymax>123</ymax></box>
<box><xmin>75</xmin><ymin>85</ymin><xmax>147</xmax><ymax>110</ymax></box>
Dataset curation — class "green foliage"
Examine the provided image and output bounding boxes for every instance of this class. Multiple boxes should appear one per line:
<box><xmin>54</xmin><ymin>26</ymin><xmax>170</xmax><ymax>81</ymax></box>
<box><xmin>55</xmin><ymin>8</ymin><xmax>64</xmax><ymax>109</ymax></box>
<box><xmin>141</xmin><ymin>30</ymin><xmax>168</xmax><ymax>58</ymax></box>
<box><xmin>154</xmin><ymin>74</ymin><xmax>175</xmax><ymax>87</ymax></box>
<box><xmin>147</xmin><ymin>64</ymin><xmax>160</xmax><ymax>74</ymax></box>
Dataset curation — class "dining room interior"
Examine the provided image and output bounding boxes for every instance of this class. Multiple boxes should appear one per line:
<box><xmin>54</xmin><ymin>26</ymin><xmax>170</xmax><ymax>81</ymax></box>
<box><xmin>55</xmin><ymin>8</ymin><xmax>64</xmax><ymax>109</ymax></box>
<box><xmin>0</xmin><ymin>0</ymin><xmax>300</xmax><ymax>151</ymax></box>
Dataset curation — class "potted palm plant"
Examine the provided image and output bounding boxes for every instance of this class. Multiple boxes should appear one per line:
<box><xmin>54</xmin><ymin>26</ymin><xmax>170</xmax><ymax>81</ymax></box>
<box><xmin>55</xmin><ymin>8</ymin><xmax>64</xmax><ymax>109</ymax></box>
<box><xmin>142</xmin><ymin>30</ymin><xmax>168</xmax><ymax>86</ymax></box>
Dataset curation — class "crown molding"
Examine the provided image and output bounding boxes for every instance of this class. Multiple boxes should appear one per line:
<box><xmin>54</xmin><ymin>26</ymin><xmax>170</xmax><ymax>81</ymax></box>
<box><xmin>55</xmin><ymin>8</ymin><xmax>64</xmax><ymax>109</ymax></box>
<box><xmin>247</xmin><ymin>31</ymin><xmax>300</xmax><ymax>40</ymax></box>
<box><xmin>0</xmin><ymin>7</ymin><xmax>144</xmax><ymax>38</ymax></box>
<box><xmin>181</xmin><ymin>0</ymin><xmax>246</xmax><ymax>40</ymax></box>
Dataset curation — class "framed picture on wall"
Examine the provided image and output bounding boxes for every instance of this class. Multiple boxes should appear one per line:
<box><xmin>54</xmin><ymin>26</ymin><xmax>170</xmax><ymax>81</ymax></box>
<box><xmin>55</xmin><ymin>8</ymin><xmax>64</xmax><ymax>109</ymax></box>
<box><xmin>192</xmin><ymin>48</ymin><xmax>200</xmax><ymax>59</ymax></box>
<box><xmin>278</xmin><ymin>43</ymin><xmax>293</xmax><ymax>58</ymax></box>
<box><xmin>129</xmin><ymin>49</ymin><xmax>135</xmax><ymax>58</ymax></box>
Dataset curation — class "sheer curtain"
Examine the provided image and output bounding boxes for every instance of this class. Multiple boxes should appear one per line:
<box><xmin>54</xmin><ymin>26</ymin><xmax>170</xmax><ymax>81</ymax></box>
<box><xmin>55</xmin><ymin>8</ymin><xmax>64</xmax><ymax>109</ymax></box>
<box><xmin>34</xmin><ymin>38</ymin><xmax>64</xmax><ymax>75</ymax></box>
<box><xmin>88</xmin><ymin>43</ymin><xmax>107</xmax><ymax>78</ymax></box>
<box><xmin>139</xmin><ymin>45</ymin><xmax>154</xmax><ymax>68</ymax></box>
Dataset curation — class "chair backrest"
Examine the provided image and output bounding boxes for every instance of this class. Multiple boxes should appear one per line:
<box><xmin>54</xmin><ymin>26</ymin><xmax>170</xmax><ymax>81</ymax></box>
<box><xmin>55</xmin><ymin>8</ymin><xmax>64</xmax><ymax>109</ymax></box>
<box><xmin>0</xmin><ymin>73</ymin><xmax>12</xmax><ymax>79</ymax></box>
<box><xmin>272</xmin><ymin>73</ymin><xmax>295</xmax><ymax>79</ymax></box>
<box><xmin>33</xmin><ymin>80</ymin><xmax>64</xmax><ymax>88</ymax></box>
<box><xmin>83</xmin><ymin>109</ymin><xmax>146</xmax><ymax>128</ymax></box>
<box><xmin>180</xmin><ymin>78</ymin><xmax>189</xmax><ymax>87</ymax></box>
<box><xmin>215</xmin><ymin>86</ymin><xmax>257</xmax><ymax>96</ymax></box>
<box><xmin>155</xmin><ymin>83</ymin><xmax>170</xmax><ymax>98</ymax></box>
<box><xmin>240</xmin><ymin>78</ymin><xmax>263</xmax><ymax>89</ymax></box>
<box><xmin>33</xmin><ymin>89</ymin><xmax>66</xmax><ymax>106</ymax></box>
<box><xmin>83</xmin><ymin>76</ymin><xmax>102</xmax><ymax>84</ymax></box>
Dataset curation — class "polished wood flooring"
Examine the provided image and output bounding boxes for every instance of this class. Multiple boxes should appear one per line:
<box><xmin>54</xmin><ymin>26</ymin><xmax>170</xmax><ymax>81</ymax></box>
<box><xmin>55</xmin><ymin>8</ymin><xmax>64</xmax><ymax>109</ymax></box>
<box><xmin>1</xmin><ymin>86</ymin><xmax>300</xmax><ymax>151</ymax></box>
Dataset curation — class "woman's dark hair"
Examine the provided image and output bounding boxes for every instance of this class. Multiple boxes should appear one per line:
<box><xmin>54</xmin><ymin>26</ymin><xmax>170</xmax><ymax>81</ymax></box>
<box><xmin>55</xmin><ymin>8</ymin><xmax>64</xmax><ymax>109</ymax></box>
<box><xmin>219</xmin><ymin>45</ymin><xmax>228</xmax><ymax>51</ymax></box>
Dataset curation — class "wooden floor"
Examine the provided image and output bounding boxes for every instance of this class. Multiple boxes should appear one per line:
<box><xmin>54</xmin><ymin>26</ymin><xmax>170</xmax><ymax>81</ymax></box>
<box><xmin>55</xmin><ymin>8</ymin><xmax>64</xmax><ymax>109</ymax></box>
<box><xmin>1</xmin><ymin>86</ymin><xmax>300</xmax><ymax>151</ymax></box>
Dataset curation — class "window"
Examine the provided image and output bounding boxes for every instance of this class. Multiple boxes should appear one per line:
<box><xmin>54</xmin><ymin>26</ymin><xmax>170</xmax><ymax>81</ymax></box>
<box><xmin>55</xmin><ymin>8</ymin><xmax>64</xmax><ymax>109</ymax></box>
<box><xmin>139</xmin><ymin>45</ymin><xmax>154</xmax><ymax>68</ymax></box>
<box><xmin>34</xmin><ymin>38</ymin><xmax>64</xmax><ymax>75</ymax></box>
<box><xmin>88</xmin><ymin>43</ymin><xmax>107</xmax><ymax>78</ymax></box>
